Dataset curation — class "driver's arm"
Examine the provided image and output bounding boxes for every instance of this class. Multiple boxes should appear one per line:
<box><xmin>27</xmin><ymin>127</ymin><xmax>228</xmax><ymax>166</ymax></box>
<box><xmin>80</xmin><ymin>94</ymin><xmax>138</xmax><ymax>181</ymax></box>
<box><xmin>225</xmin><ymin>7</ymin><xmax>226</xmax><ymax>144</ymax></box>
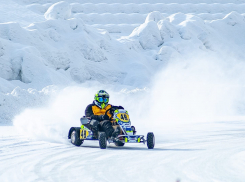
<box><xmin>85</xmin><ymin>104</ymin><xmax>104</xmax><ymax>121</ymax></box>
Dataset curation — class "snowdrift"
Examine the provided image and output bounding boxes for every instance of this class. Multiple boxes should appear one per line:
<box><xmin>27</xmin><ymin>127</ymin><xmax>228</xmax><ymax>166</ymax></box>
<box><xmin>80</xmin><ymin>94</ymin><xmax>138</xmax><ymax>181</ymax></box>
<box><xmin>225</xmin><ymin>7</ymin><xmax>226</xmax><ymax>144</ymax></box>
<box><xmin>44</xmin><ymin>1</ymin><xmax>72</xmax><ymax>20</ymax></box>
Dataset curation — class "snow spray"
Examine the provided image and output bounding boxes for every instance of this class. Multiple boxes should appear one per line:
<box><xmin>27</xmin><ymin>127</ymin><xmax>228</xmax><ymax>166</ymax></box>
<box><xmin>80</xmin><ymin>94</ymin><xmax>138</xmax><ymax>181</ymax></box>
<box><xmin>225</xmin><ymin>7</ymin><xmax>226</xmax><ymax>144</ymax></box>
<box><xmin>12</xmin><ymin>85</ymin><xmax>148</xmax><ymax>143</ymax></box>
<box><xmin>147</xmin><ymin>52</ymin><xmax>245</xmax><ymax>128</ymax></box>
<box><xmin>13</xmin><ymin>53</ymin><xmax>245</xmax><ymax>143</ymax></box>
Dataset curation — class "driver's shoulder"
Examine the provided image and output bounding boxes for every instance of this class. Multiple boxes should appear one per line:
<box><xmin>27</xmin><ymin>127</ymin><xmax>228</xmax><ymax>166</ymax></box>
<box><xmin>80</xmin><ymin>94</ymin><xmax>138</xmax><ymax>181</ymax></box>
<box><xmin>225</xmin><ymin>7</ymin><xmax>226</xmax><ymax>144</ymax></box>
<box><xmin>86</xmin><ymin>103</ymin><xmax>94</xmax><ymax>110</ymax></box>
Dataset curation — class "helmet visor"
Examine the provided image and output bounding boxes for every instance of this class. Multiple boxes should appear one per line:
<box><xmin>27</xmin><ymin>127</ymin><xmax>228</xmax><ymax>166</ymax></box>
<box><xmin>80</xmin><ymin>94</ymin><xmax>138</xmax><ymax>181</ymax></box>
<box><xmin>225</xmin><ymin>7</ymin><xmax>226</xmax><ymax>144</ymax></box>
<box><xmin>98</xmin><ymin>96</ymin><xmax>109</xmax><ymax>103</ymax></box>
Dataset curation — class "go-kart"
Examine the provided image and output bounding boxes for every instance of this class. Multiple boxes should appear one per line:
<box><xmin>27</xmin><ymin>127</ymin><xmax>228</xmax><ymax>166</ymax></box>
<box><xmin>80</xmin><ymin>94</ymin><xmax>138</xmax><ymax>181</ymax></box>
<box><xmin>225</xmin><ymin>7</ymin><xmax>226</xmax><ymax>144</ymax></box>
<box><xmin>68</xmin><ymin>107</ymin><xmax>155</xmax><ymax>149</ymax></box>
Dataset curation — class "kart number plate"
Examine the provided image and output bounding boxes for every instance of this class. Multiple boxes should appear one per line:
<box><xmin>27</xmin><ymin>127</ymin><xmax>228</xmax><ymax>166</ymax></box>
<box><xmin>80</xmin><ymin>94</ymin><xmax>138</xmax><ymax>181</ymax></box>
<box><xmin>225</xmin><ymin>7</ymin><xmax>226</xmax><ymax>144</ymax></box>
<box><xmin>116</xmin><ymin>113</ymin><xmax>130</xmax><ymax>122</ymax></box>
<box><xmin>80</xmin><ymin>129</ymin><xmax>89</xmax><ymax>139</ymax></box>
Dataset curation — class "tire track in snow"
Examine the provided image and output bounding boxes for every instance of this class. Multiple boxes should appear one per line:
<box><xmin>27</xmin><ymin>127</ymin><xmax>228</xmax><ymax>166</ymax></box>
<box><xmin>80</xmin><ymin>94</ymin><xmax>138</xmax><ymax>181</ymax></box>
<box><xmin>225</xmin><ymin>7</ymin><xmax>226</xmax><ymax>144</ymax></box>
<box><xmin>0</xmin><ymin>122</ymin><xmax>245</xmax><ymax>182</ymax></box>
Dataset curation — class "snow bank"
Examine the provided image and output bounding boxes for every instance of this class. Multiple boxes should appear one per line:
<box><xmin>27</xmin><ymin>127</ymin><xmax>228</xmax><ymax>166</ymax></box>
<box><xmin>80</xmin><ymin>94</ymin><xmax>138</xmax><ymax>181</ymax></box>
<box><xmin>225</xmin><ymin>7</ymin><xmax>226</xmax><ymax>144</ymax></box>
<box><xmin>0</xmin><ymin>11</ymin><xmax>158</xmax><ymax>124</ymax></box>
<box><xmin>157</xmin><ymin>19</ymin><xmax>178</xmax><ymax>40</ymax></box>
<box><xmin>217</xmin><ymin>11</ymin><xmax>245</xmax><ymax>26</ymax></box>
<box><xmin>156</xmin><ymin>46</ymin><xmax>179</xmax><ymax>62</ymax></box>
<box><xmin>3</xmin><ymin>10</ymin><xmax>245</xmax><ymax>126</ymax></box>
<box><xmin>0</xmin><ymin>12</ymin><xmax>155</xmax><ymax>92</ymax></box>
<box><xmin>145</xmin><ymin>11</ymin><xmax>165</xmax><ymax>23</ymax></box>
<box><xmin>129</xmin><ymin>21</ymin><xmax>163</xmax><ymax>49</ymax></box>
<box><xmin>120</xmin><ymin>10</ymin><xmax>245</xmax><ymax>126</ymax></box>
<box><xmin>0</xmin><ymin>86</ymin><xmax>56</xmax><ymax>124</ymax></box>
<box><xmin>44</xmin><ymin>1</ymin><xmax>72</xmax><ymax>20</ymax></box>
<box><xmin>126</xmin><ymin>10</ymin><xmax>245</xmax><ymax>54</ymax></box>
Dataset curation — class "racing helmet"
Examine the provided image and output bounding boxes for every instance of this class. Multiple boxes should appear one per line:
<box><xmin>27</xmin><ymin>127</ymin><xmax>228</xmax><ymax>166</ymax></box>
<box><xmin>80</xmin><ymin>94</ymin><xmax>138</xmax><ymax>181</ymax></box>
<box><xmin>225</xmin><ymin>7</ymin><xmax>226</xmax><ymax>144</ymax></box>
<box><xmin>94</xmin><ymin>90</ymin><xmax>109</xmax><ymax>109</ymax></box>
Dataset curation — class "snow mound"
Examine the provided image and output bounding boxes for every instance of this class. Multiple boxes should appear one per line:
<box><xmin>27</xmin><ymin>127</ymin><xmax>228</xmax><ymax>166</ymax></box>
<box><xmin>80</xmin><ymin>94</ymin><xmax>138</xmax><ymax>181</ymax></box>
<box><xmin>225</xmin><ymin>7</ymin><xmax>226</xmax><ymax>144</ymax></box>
<box><xmin>168</xmin><ymin>12</ymin><xmax>189</xmax><ymax>25</ymax></box>
<box><xmin>156</xmin><ymin>46</ymin><xmax>179</xmax><ymax>62</ymax></box>
<box><xmin>223</xmin><ymin>11</ymin><xmax>245</xmax><ymax>26</ymax></box>
<box><xmin>0</xmin><ymin>22</ymin><xmax>31</xmax><ymax>81</ymax></box>
<box><xmin>129</xmin><ymin>21</ymin><xmax>163</xmax><ymax>49</ymax></box>
<box><xmin>126</xmin><ymin>10</ymin><xmax>245</xmax><ymax>55</ymax></box>
<box><xmin>2</xmin><ymin>8</ymin><xmax>245</xmax><ymax>125</ymax></box>
<box><xmin>157</xmin><ymin>19</ymin><xmax>178</xmax><ymax>40</ymax></box>
<box><xmin>145</xmin><ymin>11</ymin><xmax>165</xmax><ymax>23</ymax></box>
<box><xmin>178</xmin><ymin>15</ymin><xmax>206</xmax><ymax>40</ymax></box>
<box><xmin>44</xmin><ymin>1</ymin><xmax>72</xmax><ymax>20</ymax></box>
<box><xmin>0</xmin><ymin>86</ymin><xmax>56</xmax><ymax>124</ymax></box>
<box><xmin>0</xmin><ymin>17</ymin><xmax>128</xmax><ymax>91</ymax></box>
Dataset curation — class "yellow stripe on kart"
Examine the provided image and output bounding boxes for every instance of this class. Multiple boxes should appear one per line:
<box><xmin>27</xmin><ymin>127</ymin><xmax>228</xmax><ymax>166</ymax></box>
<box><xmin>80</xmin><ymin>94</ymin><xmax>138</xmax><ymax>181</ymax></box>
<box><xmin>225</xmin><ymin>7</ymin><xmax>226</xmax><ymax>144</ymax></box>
<box><xmin>125</xmin><ymin>137</ymin><xmax>128</xmax><ymax>143</ymax></box>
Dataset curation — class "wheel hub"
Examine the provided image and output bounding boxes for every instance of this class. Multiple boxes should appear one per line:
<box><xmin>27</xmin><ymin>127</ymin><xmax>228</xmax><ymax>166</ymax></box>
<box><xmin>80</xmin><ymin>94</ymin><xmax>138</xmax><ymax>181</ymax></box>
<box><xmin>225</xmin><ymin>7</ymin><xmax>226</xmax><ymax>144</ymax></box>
<box><xmin>71</xmin><ymin>131</ymin><xmax>76</xmax><ymax>143</ymax></box>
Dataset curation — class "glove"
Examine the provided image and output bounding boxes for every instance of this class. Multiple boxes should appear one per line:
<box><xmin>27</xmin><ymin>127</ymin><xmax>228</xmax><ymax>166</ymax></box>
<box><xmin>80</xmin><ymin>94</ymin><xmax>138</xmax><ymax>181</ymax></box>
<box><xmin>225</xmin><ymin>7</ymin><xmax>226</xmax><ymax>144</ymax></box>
<box><xmin>100</xmin><ymin>114</ymin><xmax>109</xmax><ymax>121</ymax></box>
<box><xmin>118</xmin><ymin>106</ymin><xmax>124</xmax><ymax>109</ymax></box>
<box><xmin>111</xmin><ymin>106</ymin><xmax>124</xmax><ymax>111</ymax></box>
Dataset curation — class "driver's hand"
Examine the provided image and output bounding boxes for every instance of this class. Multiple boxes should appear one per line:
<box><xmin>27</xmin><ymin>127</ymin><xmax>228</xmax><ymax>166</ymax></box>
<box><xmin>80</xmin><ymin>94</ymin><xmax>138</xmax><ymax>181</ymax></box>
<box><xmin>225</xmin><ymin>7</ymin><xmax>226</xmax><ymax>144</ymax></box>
<box><xmin>112</xmin><ymin>106</ymin><xmax>124</xmax><ymax>110</ymax></box>
<box><xmin>101</xmin><ymin>114</ymin><xmax>109</xmax><ymax>120</ymax></box>
<box><xmin>118</xmin><ymin>106</ymin><xmax>124</xmax><ymax>109</ymax></box>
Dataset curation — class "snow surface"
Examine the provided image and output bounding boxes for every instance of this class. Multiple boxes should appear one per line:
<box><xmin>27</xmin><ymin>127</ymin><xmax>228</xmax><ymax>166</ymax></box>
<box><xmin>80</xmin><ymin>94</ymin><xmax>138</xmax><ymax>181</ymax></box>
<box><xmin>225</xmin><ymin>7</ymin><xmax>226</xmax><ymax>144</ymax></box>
<box><xmin>1</xmin><ymin>122</ymin><xmax>245</xmax><ymax>182</ymax></box>
<box><xmin>1</xmin><ymin>0</ymin><xmax>245</xmax><ymax>181</ymax></box>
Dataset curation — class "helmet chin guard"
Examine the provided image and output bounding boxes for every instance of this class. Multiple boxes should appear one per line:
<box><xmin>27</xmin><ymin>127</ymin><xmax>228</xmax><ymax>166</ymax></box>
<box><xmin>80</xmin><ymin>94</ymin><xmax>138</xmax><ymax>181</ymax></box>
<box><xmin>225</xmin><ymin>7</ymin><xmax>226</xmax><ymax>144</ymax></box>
<box><xmin>94</xmin><ymin>100</ymin><xmax>108</xmax><ymax>109</ymax></box>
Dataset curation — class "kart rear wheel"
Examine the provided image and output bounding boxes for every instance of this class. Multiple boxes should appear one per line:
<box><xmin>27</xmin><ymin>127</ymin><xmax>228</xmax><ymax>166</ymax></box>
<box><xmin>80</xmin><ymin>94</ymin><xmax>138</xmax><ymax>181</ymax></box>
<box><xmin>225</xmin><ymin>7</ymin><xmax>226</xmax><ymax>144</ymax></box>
<box><xmin>71</xmin><ymin>130</ymin><xmax>84</xmax><ymax>146</ymax></box>
<box><xmin>147</xmin><ymin>132</ymin><xmax>155</xmax><ymax>149</ymax></box>
<box><xmin>114</xmin><ymin>141</ymin><xmax>125</xmax><ymax>146</ymax></box>
<box><xmin>99</xmin><ymin>132</ymin><xmax>107</xmax><ymax>149</ymax></box>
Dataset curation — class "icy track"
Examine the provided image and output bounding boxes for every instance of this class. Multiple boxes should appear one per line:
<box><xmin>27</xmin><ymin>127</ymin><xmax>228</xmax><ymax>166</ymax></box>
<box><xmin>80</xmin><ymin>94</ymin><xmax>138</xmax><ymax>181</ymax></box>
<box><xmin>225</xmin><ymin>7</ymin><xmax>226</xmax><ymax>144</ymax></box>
<box><xmin>1</xmin><ymin>121</ymin><xmax>245</xmax><ymax>182</ymax></box>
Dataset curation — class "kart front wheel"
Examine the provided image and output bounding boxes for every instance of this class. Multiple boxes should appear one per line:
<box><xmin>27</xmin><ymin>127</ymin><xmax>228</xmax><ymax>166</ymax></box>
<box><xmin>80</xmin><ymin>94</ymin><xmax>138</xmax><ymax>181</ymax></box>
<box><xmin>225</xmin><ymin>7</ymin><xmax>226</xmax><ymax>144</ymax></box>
<box><xmin>99</xmin><ymin>132</ymin><xmax>107</xmax><ymax>149</ymax></box>
<box><xmin>147</xmin><ymin>132</ymin><xmax>155</xmax><ymax>149</ymax></box>
<box><xmin>71</xmin><ymin>130</ymin><xmax>84</xmax><ymax>146</ymax></box>
<box><xmin>114</xmin><ymin>141</ymin><xmax>125</xmax><ymax>146</ymax></box>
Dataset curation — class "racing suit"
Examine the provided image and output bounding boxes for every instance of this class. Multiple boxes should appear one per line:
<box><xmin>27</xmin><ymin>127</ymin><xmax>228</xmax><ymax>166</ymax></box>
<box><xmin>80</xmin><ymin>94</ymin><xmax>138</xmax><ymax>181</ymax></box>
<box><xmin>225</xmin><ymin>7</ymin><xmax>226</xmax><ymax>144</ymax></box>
<box><xmin>85</xmin><ymin>101</ymin><xmax>116</xmax><ymax>138</ymax></box>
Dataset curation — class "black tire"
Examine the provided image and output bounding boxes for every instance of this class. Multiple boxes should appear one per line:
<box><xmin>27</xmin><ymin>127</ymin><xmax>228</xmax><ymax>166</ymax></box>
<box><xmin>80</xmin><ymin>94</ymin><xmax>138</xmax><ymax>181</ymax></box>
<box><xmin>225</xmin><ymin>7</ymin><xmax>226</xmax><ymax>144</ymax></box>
<box><xmin>71</xmin><ymin>130</ymin><xmax>84</xmax><ymax>146</ymax></box>
<box><xmin>147</xmin><ymin>132</ymin><xmax>155</xmax><ymax>149</ymax></box>
<box><xmin>114</xmin><ymin>141</ymin><xmax>125</xmax><ymax>146</ymax></box>
<box><xmin>99</xmin><ymin>132</ymin><xmax>107</xmax><ymax>149</ymax></box>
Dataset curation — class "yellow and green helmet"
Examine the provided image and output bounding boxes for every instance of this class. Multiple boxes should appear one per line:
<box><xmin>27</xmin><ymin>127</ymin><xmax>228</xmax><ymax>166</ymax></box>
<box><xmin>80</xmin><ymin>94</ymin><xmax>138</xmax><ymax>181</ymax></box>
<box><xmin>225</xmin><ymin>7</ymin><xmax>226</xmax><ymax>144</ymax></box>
<box><xmin>94</xmin><ymin>90</ymin><xmax>109</xmax><ymax>109</ymax></box>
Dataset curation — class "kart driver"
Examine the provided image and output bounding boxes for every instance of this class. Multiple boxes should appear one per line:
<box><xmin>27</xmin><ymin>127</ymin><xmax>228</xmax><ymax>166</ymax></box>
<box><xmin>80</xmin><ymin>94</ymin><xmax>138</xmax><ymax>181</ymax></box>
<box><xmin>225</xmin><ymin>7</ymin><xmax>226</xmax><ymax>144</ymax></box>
<box><xmin>85</xmin><ymin>90</ymin><xmax>122</xmax><ymax>140</ymax></box>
